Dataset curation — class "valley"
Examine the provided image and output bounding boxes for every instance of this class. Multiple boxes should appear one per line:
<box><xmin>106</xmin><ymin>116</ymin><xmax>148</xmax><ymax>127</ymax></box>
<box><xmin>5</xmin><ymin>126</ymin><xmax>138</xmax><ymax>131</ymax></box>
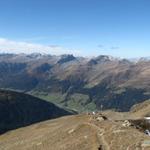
<box><xmin>0</xmin><ymin>54</ymin><xmax>149</xmax><ymax>112</ymax></box>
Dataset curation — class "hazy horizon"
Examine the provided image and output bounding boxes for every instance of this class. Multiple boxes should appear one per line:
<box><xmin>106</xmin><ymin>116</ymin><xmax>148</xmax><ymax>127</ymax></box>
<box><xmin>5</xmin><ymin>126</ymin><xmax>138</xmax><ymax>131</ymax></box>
<box><xmin>0</xmin><ymin>0</ymin><xmax>150</xmax><ymax>58</ymax></box>
<box><xmin>0</xmin><ymin>50</ymin><xmax>149</xmax><ymax>60</ymax></box>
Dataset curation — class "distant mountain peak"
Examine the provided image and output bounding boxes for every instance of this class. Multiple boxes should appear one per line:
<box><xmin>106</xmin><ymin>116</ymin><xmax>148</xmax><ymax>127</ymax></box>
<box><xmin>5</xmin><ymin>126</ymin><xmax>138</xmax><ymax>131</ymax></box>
<box><xmin>88</xmin><ymin>55</ymin><xmax>117</xmax><ymax>65</ymax></box>
<box><xmin>57</xmin><ymin>54</ymin><xmax>76</xmax><ymax>64</ymax></box>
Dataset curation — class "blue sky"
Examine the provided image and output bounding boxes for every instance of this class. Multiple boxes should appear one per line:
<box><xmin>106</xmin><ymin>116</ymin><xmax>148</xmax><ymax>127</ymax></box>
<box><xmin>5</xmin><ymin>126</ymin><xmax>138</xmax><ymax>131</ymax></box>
<box><xmin>0</xmin><ymin>0</ymin><xmax>150</xmax><ymax>58</ymax></box>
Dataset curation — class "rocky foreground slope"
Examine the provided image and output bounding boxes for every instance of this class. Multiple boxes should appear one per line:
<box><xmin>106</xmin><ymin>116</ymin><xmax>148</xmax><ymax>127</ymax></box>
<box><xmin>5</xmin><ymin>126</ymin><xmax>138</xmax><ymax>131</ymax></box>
<box><xmin>0</xmin><ymin>53</ymin><xmax>150</xmax><ymax>112</ymax></box>
<box><xmin>0</xmin><ymin>113</ymin><xmax>150</xmax><ymax>150</ymax></box>
<box><xmin>0</xmin><ymin>90</ymin><xmax>71</xmax><ymax>134</ymax></box>
<box><xmin>1</xmin><ymin>99</ymin><xmax>150</xmax><ymax>150</ymax></box>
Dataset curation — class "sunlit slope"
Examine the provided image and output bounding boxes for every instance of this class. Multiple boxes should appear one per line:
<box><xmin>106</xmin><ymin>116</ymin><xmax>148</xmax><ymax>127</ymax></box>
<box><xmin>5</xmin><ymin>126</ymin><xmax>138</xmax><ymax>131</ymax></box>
<box><xmin>0</xmin><ymin>114</ymin><xmax>150</xmax><ymax>150</ymax></box>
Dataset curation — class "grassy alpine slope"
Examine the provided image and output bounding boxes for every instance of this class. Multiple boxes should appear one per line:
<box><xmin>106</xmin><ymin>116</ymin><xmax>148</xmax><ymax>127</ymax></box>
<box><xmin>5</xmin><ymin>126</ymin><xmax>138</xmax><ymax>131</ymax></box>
<box><xmin>0</xmin><ymin>113</ymin><xmax>150</xmax><ymax>150</ymax></box>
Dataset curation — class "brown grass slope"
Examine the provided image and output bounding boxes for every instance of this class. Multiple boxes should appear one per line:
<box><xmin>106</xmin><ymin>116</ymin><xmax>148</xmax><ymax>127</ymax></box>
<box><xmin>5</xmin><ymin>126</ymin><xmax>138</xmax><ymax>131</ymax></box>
<box><xmin>0</xmin><ymin>114</ymin><xmax>150</xmax><ymax>150</ymax></box>
<box><xmin>130</xmin><ymin>99</ymin><xmax>150</xmax><ymax>118</ymax></box>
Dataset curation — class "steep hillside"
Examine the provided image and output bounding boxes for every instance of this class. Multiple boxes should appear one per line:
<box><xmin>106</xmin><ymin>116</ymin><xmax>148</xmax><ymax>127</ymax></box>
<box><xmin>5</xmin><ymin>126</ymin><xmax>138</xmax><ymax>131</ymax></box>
<box><xmin>130</xmin><ymin>99</ymin><xmax>150</xmax><ymax>118</ymax></box>
<box><xmin>0</xmin><ymin>89</ymin><xmax>71</xmax><ymax>134</ymax></box>
<box><xmin>0</xmin><ymin>114</ymin><xmax>150</xmax><ymax>150</ymax></box>
<box><xmin>0</xmin><ymin>53</ymin><xmax>149</xmax><ymax>112</ymax></box>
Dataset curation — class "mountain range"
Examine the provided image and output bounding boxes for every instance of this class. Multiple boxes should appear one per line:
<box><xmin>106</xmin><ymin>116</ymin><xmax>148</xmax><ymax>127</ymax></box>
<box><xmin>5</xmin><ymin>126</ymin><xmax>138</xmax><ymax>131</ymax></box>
<box><xmin>0</xmin><ymin>53</ymin><xmax>149</xmax><ymax>112</ymax></box>
<box><xmin>0</xmin><ymin>53</ymin><xmax>150</xmax><ymax>150</ymax></box>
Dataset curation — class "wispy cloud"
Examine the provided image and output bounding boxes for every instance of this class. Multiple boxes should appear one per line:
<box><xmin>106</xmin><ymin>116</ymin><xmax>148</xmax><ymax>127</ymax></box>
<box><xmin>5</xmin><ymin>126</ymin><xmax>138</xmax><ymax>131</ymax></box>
<box><xmin>97</xmin><ymin>44</ymin><xmax>104</xmax><ymax>48</ymax></box>
<box><xmin>0</xmin><ymin>38</ymin><xmax>81</xmax><ymax>55</ymax></box>
<box><xmin>97</xmin><ymin>44</ymin><xmax>120</xmax><ymax>51</ymax></box>
<box><xmin>110</xmin><ymin>46</ymin><xmax>120</xmax><ymax>50</ymax></box>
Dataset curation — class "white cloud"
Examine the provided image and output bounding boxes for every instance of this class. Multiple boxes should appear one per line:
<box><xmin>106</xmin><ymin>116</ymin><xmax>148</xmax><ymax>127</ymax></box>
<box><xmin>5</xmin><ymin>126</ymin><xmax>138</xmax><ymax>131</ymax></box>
<box><xmin>0</xmin><ymin>38</ymin><xmax>81</xmax><ymax>56</ymax></box>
